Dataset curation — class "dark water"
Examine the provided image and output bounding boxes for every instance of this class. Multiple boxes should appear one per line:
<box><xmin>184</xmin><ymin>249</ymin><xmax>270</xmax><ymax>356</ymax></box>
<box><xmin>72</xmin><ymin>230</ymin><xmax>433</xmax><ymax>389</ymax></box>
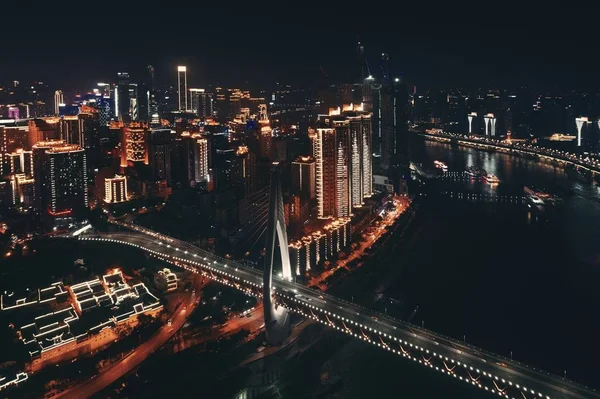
<box><xmin>257</xmin><ymin>138</ymin><xmax>600</xmax><ymax>398</ymax></box>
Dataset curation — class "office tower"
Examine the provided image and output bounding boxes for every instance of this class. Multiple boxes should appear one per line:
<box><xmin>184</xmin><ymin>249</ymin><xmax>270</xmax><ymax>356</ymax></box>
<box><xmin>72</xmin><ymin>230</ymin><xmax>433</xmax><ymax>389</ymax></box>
<box><xmin>104</xmin><ymin>175</ymin><xmax>128</xmax><ymax>203</ymax></box>
<box><xmin>177</xmin><ymin>66</ymin><xmax>188</xmax><ymax>112</ymax></box>
<box><xmin>189</xmin><ymin>88</ymin><xmax>203</xmax><ymax>115</ymax></box>
<box><xmin>54</xmin><ymin>90</ymin><xmax>64</xmax><ymax>115</ymax></box>
<box><xmin>32</xmin><ymin>140</ymin><xmax>66</xmax><ymax>212</ymax></box>
<box><xmin>28</xmin><ymin>118</ymin><xmax>61</xmax><ymax>148</ymax></box>
<box><xmin>291</xmin><ymin>156</ymin><xmax>316</xmax><ymax>200</ymax></box>
<box><xmin>148</xmin><ymin>129</ymin><xmax>172</xmax><ymax>182</ymax></box>
<box><xmin>309</xmin><ymin>128</ymin><xmax>336</xmax><ymax>218</ymax></box>
<box><xmin>188</xmin><ymin>88</ymin><xmax>214</xmax><ymax>117</ymax></box>
<box><xmin>194</xmin><ymin>137</ymin><xmax>209</xmax><ymax>183</ymax></box>
<box><xmin>120</xmin><ymin>127</ymin><xmax>148</xmax><ymax>167</ymax></box>
<box><xmin>45</xmin><ymin>145</ymin><xmax>87</xmax><ymax>216</ymax></box>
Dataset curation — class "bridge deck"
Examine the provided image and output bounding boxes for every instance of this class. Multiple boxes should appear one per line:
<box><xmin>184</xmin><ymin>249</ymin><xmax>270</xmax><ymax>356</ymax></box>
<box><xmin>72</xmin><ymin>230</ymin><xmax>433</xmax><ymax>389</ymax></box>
<box><xmin>69</xmin><ymin>225</ymin><xmax>599</xmax><ymax>399</ymax></box>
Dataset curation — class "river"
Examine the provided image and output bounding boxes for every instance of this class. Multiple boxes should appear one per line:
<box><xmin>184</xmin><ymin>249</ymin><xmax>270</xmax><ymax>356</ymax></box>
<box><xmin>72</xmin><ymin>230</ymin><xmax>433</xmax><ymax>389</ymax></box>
<box><xmin>258</xmin><ymin>137</ymin><xmax>600</xmax><ymax>398</ymax></box>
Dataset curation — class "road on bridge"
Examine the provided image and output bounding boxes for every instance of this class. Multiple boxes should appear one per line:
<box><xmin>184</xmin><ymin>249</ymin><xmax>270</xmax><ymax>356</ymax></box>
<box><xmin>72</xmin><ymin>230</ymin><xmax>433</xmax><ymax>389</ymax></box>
<box><xmin>76</xmin><ymin>230</ymin><xmax>600</xmax><ymax>399</ymax></box>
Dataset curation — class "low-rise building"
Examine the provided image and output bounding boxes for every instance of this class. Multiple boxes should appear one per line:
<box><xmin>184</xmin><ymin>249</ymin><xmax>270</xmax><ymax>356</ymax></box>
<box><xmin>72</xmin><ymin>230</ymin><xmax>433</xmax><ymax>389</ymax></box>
<box><xmin>15</xmin><ymin>271</ymin><xmax>162</xmax><ymax>372</ymax></box>
<box><xmin>154</xmin><ymin>268</ymin><xmax>178</xmax><ymax>293</ymax></box>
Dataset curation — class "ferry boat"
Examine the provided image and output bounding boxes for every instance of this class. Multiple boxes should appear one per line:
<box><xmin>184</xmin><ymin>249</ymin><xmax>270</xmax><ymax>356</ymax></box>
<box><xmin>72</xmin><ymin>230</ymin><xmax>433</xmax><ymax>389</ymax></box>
<box><xmin>484</xmin><ymin>174</ymin><xmax>500</xmax><ymax>184</ymax></box>
<box><xmin>434</xmin><ymin>160</ymin><xmax>448</xmax><ymax>171</ymax></box>
<box><xmin>465</xmin><ymin>166</ymin><xmax>486</xmax><ymax>178</ymax></box>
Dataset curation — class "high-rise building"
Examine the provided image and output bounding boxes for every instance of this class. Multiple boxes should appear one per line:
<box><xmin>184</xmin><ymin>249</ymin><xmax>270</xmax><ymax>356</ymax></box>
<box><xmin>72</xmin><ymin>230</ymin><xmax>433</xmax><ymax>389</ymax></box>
<box><xmin>45</xmin><ymin>144</ymin><xmax>87</xmax><ymax>216</ymax></box>
<box><xmin>194</xmin><ymin>137</ymin><xmax>209</xmax><ymax>183</ymax></box>
<box><xmin>347</xmin><ymin>111</ymin><xmax>373</xmax><ymax>204</ymax></box>
<box><xmin>28</xmin><ymin>118</ymin><xmax>61</xmax><ymax>148</ymax></box>
<box><xmin>148</xmin><ymin>129</ymin><xmax>172</xmax><ymax>183</ymax></box>
<box><xmin>177</xmin><ymin>66</ymin><xmax>188</xmax><ymax>112</ymax></box>
<box><xmin>10</xmin><ymin>173</ymin><xmax>34</xmax><ymax>206</ymax></box>
<box><xmin>233</xmin><ymin>145</ymin><xmax>255</xmax><ymax>198</ymax></box>
<box><xmin>54</xmin><ymin>90</ymin><xmax>64</xmax><ymax>116</ymax></box>
<box><xmin>309</xmin><ymin>127</ymin><xmax>336</xmax><ymax>218</ymax></box>
<box><xmin>32</xmin><ymin>140</ymin><xmax>65</xmax><ymax>213</ymax></box>
<box><xmin>291</xmin><ymin>156</ymin><xmax>316</xmax><ymax>201</ymax></box>
<box><xmin>120</xmin><ymin>127</ymin><xmax>148</xmax><ymax>167</ymax></box>
<box><xmin>104</xmin><ymin>175</ymin><xmax>128</xmax><ymax>203</ymax></box>
<box><xmin>311</xmin><ymin>105</ymin><xmax>373</xmax><ymax>218</ymax></box>
<box><xmin>2</xmin><ymin>149</ymin><xmax>33</xmax><ymax>176</ymax></box>
<box><xmin>0</xmin><ymin>125</ymin><xmax>28</xmax><ymax>153</ymax></box>
<box><xmin>32</xmin><ymin>142</ymin><xmax>87</xmax><ymax>217</ymax></box>
<box><xmin>115</xmin><ymin>72</ymin><xmax>131</xmax><ymax>122</ymax></box>
<box><xmin>147</xmin><ymin>65</ymin><xmax>158</xmax><ymax>121</ymax></box>
<box><xmin>188</xmin><ymin>88</ymin><xmax>213</xmax><ymax>117</ymax></box>
<box><xmin>380</xmin><ymin>78</ymin><xmax>409</xmax><ymax>193</ymax></box>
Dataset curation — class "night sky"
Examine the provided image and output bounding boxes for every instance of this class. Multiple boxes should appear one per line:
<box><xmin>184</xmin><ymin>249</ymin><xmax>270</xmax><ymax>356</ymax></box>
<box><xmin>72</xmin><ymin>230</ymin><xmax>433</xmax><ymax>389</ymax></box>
<box><xmin>2</xmin><ymin>6</ymin><xmax>597</xmax><ymax>91</ymax></box>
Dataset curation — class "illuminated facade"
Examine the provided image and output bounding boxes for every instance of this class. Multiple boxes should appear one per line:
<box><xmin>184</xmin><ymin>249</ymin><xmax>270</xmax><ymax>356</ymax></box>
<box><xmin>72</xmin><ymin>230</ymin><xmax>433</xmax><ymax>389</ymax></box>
<box><xmin>177</xmin><ymin>66</ymin><xmax>188</xmax><ymax>112</ymax></box>
<box><xmin>310</xmin><ymin>128</ymin><xmax>337</xmax><ymax>218</ymax></box>
<box><xmin>2</xmin><ymin>149</ymin><xmax>33</xmax><ymax>176</ymax></box>
<box><xmin>45</xmin><ymin>145</ymin><xmax>87</xmax><ymax>216</ymax></box>
<box><xmin>28</xmin><ymin>118</ymin><xmax>61</xmax><ymax>148</ymax></box>
<box><xmin>288</xmin><ymin>218</ymin><xmax>351</xmax><ymax>276</ymax></box>
<box><xmin>194</xmin><ymin>137</ymin><xmax>209</xmax><ymax>183</ymax></box>
<box><xmin>10</xmin><ymin>174</ymin><xmax>34</xmax><ymax>206</ymax></box>
<box><xmin>120</xmin><ymin>127</ymin><xmax>148</xmax><ymax>167</ymax></box>
<box><xmin>312</xmin><ymin>107</ymin><xmax>372</xmax><ymax>218</ymax></box>
<box><xmin>347</xmin><ymin>112</ymin><xmax>373</xmax><ymax>205</ymax></box>
<box><xmin>104</xmin><ymin>175</ymin><xmax>128</xmax><ymax>203</ymax></box>
<box><xmin>32</xmin><ymin>140</ymin><xmax>66</xmax><ymax>212</ymax></box>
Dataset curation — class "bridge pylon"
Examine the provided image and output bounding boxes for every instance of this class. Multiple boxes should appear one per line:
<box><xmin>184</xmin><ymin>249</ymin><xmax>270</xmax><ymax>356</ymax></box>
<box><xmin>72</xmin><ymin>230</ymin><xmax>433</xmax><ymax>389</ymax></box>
<box><xmin>263</xmin><ymin>162</ymin><xmax>292</xmax><ymax>345</ymax></box>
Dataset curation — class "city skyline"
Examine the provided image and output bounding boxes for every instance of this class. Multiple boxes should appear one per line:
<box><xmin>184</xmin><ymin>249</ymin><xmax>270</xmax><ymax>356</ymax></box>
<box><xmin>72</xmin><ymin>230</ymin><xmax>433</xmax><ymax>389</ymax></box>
<box><xmin>2</xmin><ymin>8</ymin><xmax>600</xmax><ymax>398</ymax></box>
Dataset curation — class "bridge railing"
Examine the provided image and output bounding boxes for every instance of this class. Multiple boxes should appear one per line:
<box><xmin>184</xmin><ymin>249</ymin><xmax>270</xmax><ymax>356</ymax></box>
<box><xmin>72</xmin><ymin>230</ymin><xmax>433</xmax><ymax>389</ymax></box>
<box><xmin>312</xmin><ymin>288</ymin><xmax>597</xmax><ymax>394</ymax></box>
<box><xmin>108</xmin><ymin>220</ymin><xmax>264</xmax><ymax>279</ymax></box>
<box><xmin>105</xmin><ymin>220</ymin><xmax>596</xmax><ymax>394</ymax></box>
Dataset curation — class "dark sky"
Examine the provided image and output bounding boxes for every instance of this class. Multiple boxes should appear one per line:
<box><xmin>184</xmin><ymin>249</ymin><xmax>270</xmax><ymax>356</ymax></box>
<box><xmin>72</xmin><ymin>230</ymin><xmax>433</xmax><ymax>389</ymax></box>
<box><xmin>1</xmin><ymin>6</ymin><xmax>597</xmax><ymax>91</ymax></box>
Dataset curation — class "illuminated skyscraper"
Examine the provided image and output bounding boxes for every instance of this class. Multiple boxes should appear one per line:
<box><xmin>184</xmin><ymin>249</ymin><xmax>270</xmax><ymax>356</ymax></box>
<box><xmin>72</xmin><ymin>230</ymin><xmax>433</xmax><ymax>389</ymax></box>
<box><xmin>104</xmin><ymin>175</ymin><xmax>128</xmax><ymax>203</ymax></box>
<box><xmin>32</xmin><ymin>140</ymin><xmax>66</xmax><ymax>212</ymax></box>
<box><xmin>120</xmin><ymin>127</ymin><xmax>148</xmax><ymax>167</ymax></box>
<box><xmin>309</xmin><ymin>128</ymin><xmax>336</xmax><ymax>218</ymax></box>
<box><xmin>194</xmin><ymin>137</ymin><xmax>209</xmax><ymax>183</ymax></box>
<box><xmin>347</xmin><ymin>112</ymin><xmax>372</xmax><ymax>205</ymax></box>
<box><xmin>177</xmin><ymin>66</ymin><xmax>188</xmax><ymax>112</ymax></box>
<box><xmin>45</xmin><ymin>145</ymin><xmax>87</xmax><ymax>216</ymax></box>
<box><xmin>54</xmin><ymin>90</ymin><xmax>64</xmax><ymax>116</ymax></box>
